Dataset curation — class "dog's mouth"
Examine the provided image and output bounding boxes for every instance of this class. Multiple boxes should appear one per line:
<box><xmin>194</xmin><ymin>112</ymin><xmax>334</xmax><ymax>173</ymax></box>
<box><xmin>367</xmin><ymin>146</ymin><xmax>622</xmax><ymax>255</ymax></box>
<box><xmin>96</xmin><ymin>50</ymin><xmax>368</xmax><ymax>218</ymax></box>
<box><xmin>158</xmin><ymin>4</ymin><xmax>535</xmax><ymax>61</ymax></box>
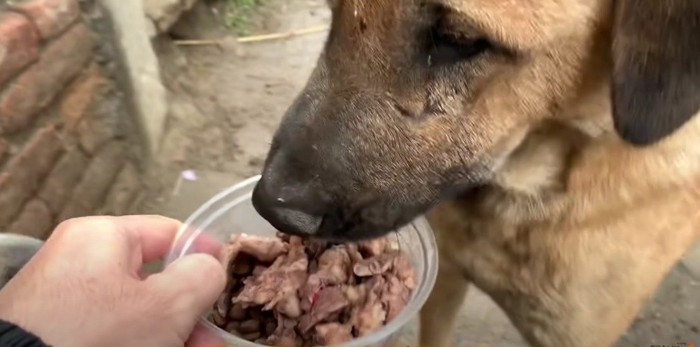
<box><xmin>311</xmin><ymin>199</ymin><xmax>435</xmax><ymax>242</ymax></box>
<box><xmin>252</xmin><ymin>180</ymin><xmax>436</xmax><ymax>242</ymax></box>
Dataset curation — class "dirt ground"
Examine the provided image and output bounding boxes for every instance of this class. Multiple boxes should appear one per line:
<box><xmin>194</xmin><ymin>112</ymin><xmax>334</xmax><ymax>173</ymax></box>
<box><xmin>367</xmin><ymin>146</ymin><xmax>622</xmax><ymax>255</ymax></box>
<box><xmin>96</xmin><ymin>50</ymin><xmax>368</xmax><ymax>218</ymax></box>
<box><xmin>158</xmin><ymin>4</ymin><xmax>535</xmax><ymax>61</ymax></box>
<box><xmin>140</xmin><ymin>0</ymin><xmax>330</xmax><ymax>212</ymax></box>
<box><xmin>142</xmin><ymin>0</ymin><xmax>700</xmax><ymax>345</ymax></box>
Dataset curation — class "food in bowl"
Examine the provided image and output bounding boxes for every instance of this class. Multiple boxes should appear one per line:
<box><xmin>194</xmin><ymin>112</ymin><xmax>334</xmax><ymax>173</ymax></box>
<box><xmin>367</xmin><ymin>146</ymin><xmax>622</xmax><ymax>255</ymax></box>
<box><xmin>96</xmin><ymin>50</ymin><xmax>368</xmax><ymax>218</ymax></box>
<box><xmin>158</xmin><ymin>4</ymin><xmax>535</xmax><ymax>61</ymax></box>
<box><xmin>208</xmin><ymin>232</ymin><xmax>417</xmax><ymax>346</ymax></box>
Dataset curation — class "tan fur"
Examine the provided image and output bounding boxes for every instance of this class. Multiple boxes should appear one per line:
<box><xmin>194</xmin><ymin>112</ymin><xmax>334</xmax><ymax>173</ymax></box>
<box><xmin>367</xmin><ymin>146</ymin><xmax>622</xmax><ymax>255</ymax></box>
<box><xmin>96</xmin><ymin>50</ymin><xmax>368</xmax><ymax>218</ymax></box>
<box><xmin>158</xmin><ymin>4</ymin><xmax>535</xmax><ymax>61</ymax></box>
<box><xmin>255</xmin><ymin>1</ymin><xmax>700</xmax><ymax>345</ymax></box>
<box><xmin>410</xmin><ymin>1</ymin><xmax>700</xmax><ymax>347</ymax></box>
<box><xmin>422</xmin><ymin>116</ymin><xmax>700</xmax><ymax>347</ymax></box>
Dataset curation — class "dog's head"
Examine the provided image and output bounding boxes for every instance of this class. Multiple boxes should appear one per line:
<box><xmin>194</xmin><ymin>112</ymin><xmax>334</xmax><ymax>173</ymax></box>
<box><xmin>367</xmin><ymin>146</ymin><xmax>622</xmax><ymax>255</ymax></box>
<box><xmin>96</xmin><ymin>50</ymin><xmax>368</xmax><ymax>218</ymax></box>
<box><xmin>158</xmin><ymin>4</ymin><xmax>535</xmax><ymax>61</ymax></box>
<box><xmin>252</xmin><ymin>0</ymin><xmax>700</xmax><ymax>241</ymax></box>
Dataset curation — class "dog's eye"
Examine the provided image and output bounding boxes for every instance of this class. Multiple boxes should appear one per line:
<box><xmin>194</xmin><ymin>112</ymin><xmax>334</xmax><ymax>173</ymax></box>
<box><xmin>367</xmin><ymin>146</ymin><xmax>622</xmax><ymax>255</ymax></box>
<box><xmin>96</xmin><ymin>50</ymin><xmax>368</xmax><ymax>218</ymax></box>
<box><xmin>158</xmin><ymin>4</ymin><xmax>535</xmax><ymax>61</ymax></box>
<box><xmin>427</xmin><ymin>27</ymin><xmax>491</xmax><ymax>67</ymax></box>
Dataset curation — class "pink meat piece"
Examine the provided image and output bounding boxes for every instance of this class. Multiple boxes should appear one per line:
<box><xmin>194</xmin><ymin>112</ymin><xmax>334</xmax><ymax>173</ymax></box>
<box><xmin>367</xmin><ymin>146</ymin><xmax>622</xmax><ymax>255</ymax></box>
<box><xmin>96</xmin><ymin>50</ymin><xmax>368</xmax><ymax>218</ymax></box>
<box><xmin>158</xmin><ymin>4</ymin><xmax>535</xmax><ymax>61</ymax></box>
<box><xmin>381</xmin><ymin>274</ymin><xmax>411</xmax><ymax>322</ymax></box>
<box><xmin>353</xmin><ymin>252</ymin><xmax>397</xmax><ymax>277</ymax></box>
<box><xmin>317</xmin><ymin>246</ymin><xmax>352</xmax><ymax>283</ymax></box>
<box><xmin>234</xmin><ymin>249</ymin><xmax>308</xmax><ymax>309</ymax></box>
<box><xmin>391</xmin><ymin>252</ymin><xmax>417</xmax><ymax>289</ymax></box>
<box><xmin>218</xmin><ymin>234</ymin><xmax>288</xmax><ymax>267</ymax></box>
<box><xmin>343</xmin><ymin>284</ymin><xmax>367</xmax><ymax>305</ymax></box>
<box><xmin>345</xmin><ymin>243</ymin><xmax>364</xmax><ymax>264</ymax></box>
<box><xmin>357</xmin><ymin>237</ymin><xmax>388</xmax><ymax>257</ymax></box>
<box><xmin>298</xmin><ymin>286</ymin><xmax>349</xmax><ymax>333</ymax></box>
<box><xmin>300</xmin><ymin>246</ymin><xmax>353</xmax><ymax>311</ymax></box>
<box><xmin>315</xmin><ymin>323</ymin><xmax>353</xmax><ymax>345</ymax></box>
<box><xmin>267</xmin><ymin>313</ymin><xmax>299</xmax><ymax>347</ymax></box>
<box><xmin>252</xmin><ymin>265</ymin><xmax>268</xmax><ymax>277</ymax></box>
<box><xmin>276</xmin><ymin>294</ymin><xmax>302</xmax><ymax>318</ymax></box>
<box><xmin>350</xmin><ymin>276</ymin><xmax>387</xmax><ymax>337</ymax></box>
<box><xmin>235</xmin><ymin>233</ymin><xmax>288</xmax><ymax>262</ymax></box>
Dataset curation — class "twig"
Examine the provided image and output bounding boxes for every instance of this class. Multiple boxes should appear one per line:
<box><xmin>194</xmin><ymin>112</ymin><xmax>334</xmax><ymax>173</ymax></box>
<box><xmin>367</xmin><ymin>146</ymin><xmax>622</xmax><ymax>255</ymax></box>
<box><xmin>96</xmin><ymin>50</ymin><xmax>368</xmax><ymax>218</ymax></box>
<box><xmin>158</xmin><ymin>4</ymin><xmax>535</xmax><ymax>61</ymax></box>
<box><xmin>173</xmin><ymin>25</ymin><xmax>328</xmax><ymax>46</ymax></box>
<box><xmin>237</xmin><ymin>25</ymin><xmax>328</xmax><ymax>43</ymax></box>
<box><xmin>174</xmin><ymin>39</ymin><xmax>224</xmax><ymax>47</ymax></box>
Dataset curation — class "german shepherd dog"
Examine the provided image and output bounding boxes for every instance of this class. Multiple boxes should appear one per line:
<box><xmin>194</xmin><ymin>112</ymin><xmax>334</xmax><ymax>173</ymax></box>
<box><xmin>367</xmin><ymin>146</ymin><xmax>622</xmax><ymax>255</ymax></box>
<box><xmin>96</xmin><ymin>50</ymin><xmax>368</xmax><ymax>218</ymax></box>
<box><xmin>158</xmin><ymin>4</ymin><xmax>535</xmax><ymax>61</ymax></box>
<box><xmin>250</xmin><ymin>0</ymin><xmax>700</xmax><ymax>346</ymax></box>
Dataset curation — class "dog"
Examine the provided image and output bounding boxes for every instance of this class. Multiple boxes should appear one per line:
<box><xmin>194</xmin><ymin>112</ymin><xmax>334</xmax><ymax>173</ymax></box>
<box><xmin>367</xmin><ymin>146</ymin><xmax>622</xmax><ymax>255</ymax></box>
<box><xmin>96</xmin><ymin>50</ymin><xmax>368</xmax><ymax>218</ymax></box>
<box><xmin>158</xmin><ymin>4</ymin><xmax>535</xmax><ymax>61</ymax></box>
<box><xmin>249</xmin><ymin>0</ymin><xmax>700</xmax><ymax>346</ymax></box>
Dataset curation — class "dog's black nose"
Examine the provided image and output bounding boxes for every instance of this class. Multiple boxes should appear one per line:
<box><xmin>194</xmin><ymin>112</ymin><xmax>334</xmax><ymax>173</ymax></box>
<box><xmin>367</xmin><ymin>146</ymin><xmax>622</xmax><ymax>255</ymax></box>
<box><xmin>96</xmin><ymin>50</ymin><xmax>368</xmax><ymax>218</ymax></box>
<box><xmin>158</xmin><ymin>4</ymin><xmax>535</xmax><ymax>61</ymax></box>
<box><xmin>252</xmin><ymin>155</ymin><xmax>325</xmax><ymax>236</ymax></box>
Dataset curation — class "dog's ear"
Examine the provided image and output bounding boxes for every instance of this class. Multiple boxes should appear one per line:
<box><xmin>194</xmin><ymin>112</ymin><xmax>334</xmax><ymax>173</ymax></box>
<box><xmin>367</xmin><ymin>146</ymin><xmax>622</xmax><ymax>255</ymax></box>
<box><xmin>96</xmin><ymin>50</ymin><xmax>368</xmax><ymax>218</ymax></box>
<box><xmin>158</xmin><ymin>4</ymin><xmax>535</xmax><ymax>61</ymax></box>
<box><xmin>611</xmin><ymin>0</ymin><xmax>700</xmax><ymax>146</ymax></box>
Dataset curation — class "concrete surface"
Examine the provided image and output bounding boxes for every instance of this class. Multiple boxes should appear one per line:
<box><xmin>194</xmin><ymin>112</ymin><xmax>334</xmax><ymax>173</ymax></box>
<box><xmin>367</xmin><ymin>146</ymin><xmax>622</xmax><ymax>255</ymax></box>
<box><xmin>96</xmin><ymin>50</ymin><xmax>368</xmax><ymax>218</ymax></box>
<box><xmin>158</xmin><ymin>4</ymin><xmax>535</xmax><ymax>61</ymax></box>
<box><xmin>99</xmin><ymin>0</ymin><xmax>168</xmax><ymax>157</ymax></box>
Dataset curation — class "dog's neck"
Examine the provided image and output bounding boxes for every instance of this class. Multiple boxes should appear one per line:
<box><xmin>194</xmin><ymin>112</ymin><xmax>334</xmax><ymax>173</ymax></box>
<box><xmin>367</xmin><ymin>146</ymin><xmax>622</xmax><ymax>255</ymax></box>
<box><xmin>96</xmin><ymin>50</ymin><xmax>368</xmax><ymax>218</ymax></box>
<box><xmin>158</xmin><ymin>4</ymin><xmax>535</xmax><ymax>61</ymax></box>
<box><xmin>477</xmin><ymin>87</ymin><xmax>700</xmax><ymax>226</ymax></box>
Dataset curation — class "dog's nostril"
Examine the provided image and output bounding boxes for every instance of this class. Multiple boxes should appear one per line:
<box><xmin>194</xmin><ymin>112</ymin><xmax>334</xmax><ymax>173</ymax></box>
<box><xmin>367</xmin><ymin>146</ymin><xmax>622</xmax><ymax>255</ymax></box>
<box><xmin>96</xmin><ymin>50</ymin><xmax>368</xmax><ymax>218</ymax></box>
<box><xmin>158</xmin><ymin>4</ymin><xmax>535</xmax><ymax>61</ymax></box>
<box><xmin>252</xmin><ymin>179</ymin><xmax>323</xmax><ymax>236</ymax></box>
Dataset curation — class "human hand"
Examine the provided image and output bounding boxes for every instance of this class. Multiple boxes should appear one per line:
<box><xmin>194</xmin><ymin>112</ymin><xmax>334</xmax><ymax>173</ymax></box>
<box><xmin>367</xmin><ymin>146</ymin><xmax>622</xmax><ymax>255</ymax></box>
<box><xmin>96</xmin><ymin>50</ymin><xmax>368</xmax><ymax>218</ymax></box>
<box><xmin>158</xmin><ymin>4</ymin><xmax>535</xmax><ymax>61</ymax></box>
<box><xmin>0</xmin><ymin>215</ymin><xmax>227</xmax><ymax>347</ymax></box>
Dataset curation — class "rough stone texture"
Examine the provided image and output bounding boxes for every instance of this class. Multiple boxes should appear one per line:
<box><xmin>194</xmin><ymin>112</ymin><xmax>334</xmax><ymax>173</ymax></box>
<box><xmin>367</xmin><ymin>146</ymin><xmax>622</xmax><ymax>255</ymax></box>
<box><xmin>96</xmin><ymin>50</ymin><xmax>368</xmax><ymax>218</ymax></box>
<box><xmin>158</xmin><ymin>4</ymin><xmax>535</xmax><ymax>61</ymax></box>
<box><xmin>0</xmin><ymin>138</ymin><xmax>7</xmax><ymax>163</ymax></box>
<box><xmin>8</xmin><ymin>199</ymin><xmax>53</xmax><ymax>239</ymax></box>
<box><xmin>99</xmin><ymin>0</ymin><xmax>167</xmax><ymax>157</ymax></box>
<box><xmin>59</xmin><ymin>63</ymin><xmax>108</xmax><ymax>131</ymax></box>
<box><xmin>59</xmin><ymin>142</ymin><xmax>126</xmax><ymax>221</ymax></box>
<box><xmin>10</xmin><ymin>0</ymin><xmax>80</xmax><ymax>40</ymax></box>
<box><xmin>0</xmin><ymin>23</ymin><xmax>93</xmax><ymax>134</ymax></box>
<box><xmin>38</xmin><ymin>149</ymin><xmax>90</xmax><ymax>213</ymax></box>
<box><xmin>143</xmin><ymin>0</ymin><xmax>181</xmax><ymax>33</ymax></box>
<box><xmin>102</xmin><ymin>162</ymin><xmax>141</xmax><ymax>215</ymax></box>
<box><xmin>143</xmin><ymin>0</ymin><xmax>199</xmax><ymax>37</ymax></box>
<box><xmin>0</xmin><ymin>0</ymin><xmax>149</xmax><ymax>238</ymax></box>
<box><xmin>0</xmin><ymin>12</ymin><xmax>40</xmax><ymax>87</ymax></box>
<box><xmin>77</xmin><ymin>93</ymin><xmax>125</xmax><ymax>154</ymax></box>
<box><xmin>0</xmin><ymin>125</ymin><xmax>64</xmax><ymax>226</ymax></box>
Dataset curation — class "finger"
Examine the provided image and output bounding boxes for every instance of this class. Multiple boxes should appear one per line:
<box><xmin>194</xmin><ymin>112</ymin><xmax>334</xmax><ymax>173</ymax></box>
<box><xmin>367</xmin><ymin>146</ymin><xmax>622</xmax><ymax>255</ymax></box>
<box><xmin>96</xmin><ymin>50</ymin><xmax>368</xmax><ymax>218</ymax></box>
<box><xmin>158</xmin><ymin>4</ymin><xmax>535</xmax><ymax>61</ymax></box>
<box><xmin>168</xmin><ymin>225</ymin><xmax>224</xmax><ymax>259</ymax></box>
<box><xmin>116</xmin><ymin>215</ymin><xmax>183</xmax><ymax>264</ymax></box>
<box><xmin>149</xmin><ymin>253</ymin><xmax>226</xmax><ymax>317</ymax></box>
<box><xmin>186</xmin><ymin>324</ymin><xmax>225</xmax><ymax>347</ymax></box>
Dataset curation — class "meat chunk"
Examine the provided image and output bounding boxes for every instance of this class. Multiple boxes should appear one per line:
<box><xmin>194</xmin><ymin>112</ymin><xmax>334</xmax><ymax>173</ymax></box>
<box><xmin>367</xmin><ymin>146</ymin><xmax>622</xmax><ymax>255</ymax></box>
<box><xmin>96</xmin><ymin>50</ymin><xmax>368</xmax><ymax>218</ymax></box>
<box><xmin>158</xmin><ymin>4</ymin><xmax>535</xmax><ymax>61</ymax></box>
<box><xmin>266</xmin><ymin>313</ymin><xmax>299</xmax><ymax>347</ymax></box>
<box><xmin>350</xmin><ymin>276</ymin><xmax>387</xmax><ymax>337</ymax></box>
<box><xmin>299</xmin><ymin>286</ymin><xmax>349</xmax><ymax>333</ymax></box>
<box><xmin>315</xmin><ymin>323</ymin><xmax>353</xmax><ymax>345</ymax></box>
<box><xmin>234</xmin><ymin>250</ymin><xmax>308</xmax><ymax>308</ymax></box>
<box><xmin>276</xmin><ymin>294</ymin><xmax>302</xmax><ymax>318</ymax></box>
<box><xmin>392</xmin><ymin>252</ymin><xmax>417</xmax><ymax>289</ymax></box>
<box><xmin>381</xmin><ymin>274</ymin><xmax>412</xmax><ymax>322</ymax></box>
<box><xmin>358</xmin><ymin>238</ymin><xmax>388</xmax><ymax>257</ymax></box>
<box><xmin>220</xmin><ymin>234</ymin><xmax>288</xmax><ymax>265</ymax></box>
<box><xmin>213</xmin><ymin>232</ymin><xmax>417</xmax><ymax>346</ymax></box>
<box><xmin>317</xmin><ymin>246</ymin><xmax>352</xmax><ymax>283</ymax></box>
<box><xmin>353</xmin><ymin>252</ymin><xmax>396</xmax><ymax>277</ymax></box>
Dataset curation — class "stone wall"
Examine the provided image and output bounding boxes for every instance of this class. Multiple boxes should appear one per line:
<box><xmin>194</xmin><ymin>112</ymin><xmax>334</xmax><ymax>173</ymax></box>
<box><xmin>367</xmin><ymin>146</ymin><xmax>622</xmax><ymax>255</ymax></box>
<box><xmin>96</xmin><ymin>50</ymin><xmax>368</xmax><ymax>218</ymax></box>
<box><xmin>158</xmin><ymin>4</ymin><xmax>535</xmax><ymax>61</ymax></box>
<box><xmin>0</xmin><ymin>0</ymin><xmax>147</xmax><ymax>239</ymax></box>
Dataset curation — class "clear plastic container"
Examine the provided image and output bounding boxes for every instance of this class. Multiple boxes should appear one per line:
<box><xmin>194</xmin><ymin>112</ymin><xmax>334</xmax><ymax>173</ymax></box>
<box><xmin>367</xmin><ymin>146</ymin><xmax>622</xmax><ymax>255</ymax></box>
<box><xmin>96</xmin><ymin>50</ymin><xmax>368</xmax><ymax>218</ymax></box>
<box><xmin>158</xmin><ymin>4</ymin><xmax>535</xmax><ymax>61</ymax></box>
<box><xmin>165</xmin><ymin>175</ymin><xmax>438</xmax><ymax>347</ymax></box>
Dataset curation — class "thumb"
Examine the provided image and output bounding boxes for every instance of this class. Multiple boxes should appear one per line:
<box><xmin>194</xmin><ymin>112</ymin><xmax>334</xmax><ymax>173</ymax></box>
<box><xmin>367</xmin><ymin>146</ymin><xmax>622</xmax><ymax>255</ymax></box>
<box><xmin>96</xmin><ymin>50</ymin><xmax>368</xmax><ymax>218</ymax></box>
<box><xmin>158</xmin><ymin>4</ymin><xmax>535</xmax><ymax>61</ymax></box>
<box><xmin>151</xmin><ymin>253</ymin><xmax>226</xmax><ymax>319</ymax></box>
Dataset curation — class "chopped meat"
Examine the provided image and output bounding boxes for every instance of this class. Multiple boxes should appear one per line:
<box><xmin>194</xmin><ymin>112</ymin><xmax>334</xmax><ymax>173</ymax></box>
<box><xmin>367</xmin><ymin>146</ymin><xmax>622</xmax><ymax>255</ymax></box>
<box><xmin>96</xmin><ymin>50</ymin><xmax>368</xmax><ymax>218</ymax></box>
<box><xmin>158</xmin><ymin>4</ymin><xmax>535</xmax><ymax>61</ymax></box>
<box><xmin>228</xmin><ymin>302</ymin><xmax>247</xmax><ymax>320</ymax></box>
<box><xmin>315</xmin><ymin>323</ymin><xmax>353</xmax><ymax>345</ymax></box>
<box><xmin>299</xmin><ymin>286</ymin><xmax>349</xmax><ymax>333</ymax></box>
<box><xmin>317</xmin><ymin>246</ymin><xmax>352</xmax><ymax>283</ymax></box>
<box><xmin>220</xmin><ymin>234</ymin><xmax>288</xmax><ymax>265</ymax></box>
<box><xmin>351</xmin><ymin>276</ymin><xmax>387</xmax><ymax>337</ymax></box>
<box><xmin>252</xmin><ymin>265</ymin><xmax>268</xmax><ymax>277</ymax></box>
<box><xmin>239</xmin><ymin>319</ymin><xmax>261</xmax><ymax>334</ymax></box>
<box><xmin>358</xmin><ymin>238</ymin><xmax>388</xmax><ymax>257</ymax></box>
<box><xmin>267</xmin><ymin>313</ymin><xmax>300</xmax><ymax>347</ymax></box>
<box><xmin>345</xmin><ymin>244</ymin><xmax>364</xmax><ymax>264</ymax></box>
<box><xmin>276</xmin><ymin>294</ymin><xmax>302</xmax><ymax>318</ymax></box>
<box><xmin>234</xmin><ymin>250</ymin><xmax>308</xmax><ymax>309</ymax></box>
<box><xmin>353</xmin><ymin>252</ymin><xmax>397</xmax><ymax>277</ymax></box>
<box><xmin>392</xmin><ymin>252</ymin><xmax>417</xmax><ymax>290</ymax></box>
<box><xmin>343</xmin><ymin>284</ymin><xmax>367</xmax><ymax>305</ymax></box>
<box><xmin>215</xmin><ymin>290</ymin><xmax>231</xmax><ymax>318</ymax></box>
<box><xmin>211</xmin><ymin>233</ymin><xmax>417</xmax><ymax>346</ymax></box>
<box><xmin>381</xmin><ymin>274</ymin><xmax>412</xmax><ymax>322</ymax></box>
